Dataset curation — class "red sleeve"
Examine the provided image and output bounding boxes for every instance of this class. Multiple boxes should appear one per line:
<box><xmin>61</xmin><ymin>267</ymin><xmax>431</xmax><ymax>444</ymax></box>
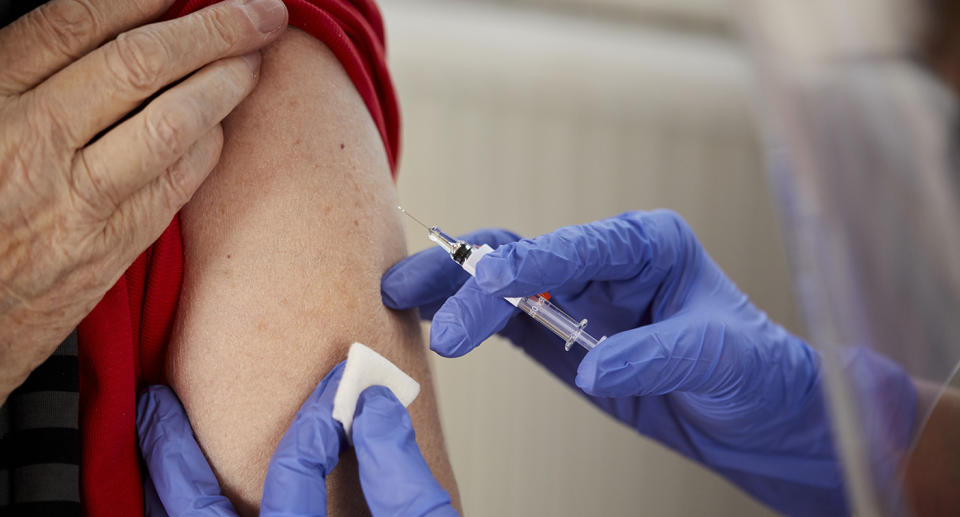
<box><xmin>76</xmin><ymin>2</ymin><xmax>401</xmax><ymax>516</ymax></box>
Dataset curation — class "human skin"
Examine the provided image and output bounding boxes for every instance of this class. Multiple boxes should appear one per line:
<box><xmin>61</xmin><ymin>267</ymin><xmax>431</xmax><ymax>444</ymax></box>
<box><xmin>167</xmin><ymin>27</ymin><xmax>459</xmax><ymax>515</ymax></box>
<box><xmin>0</xmin><ymin>0</ymin><xmax>287</xmax><ymax>406</ymax></box>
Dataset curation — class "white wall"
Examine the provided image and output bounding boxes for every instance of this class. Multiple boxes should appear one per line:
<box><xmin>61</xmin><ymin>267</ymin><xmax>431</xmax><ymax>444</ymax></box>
<box><xmin>380</xmin><ymin>1</ymin><xmax>797</xmax><ymax>514</ymax></box>
<box><xmin>456</xmin><ymin>0</ymin><xmax>734</xmax><ymax>31</ymax></box>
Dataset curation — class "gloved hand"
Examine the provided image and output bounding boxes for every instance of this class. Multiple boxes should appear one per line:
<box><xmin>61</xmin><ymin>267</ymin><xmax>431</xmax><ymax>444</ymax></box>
<box><xmin>382</xmin><ymin>210</ymin><xmax>853</xmax><ymax>516</ymax></box>
<box><xmin>136</xmin><ymin>362</ymin><xmax>457</xmax><ymax>517</ymax></box>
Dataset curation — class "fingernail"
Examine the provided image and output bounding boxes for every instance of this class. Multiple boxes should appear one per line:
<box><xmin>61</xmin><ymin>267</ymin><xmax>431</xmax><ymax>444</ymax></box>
<box><xmin>241</xmin><ymin>0</ymin><xmax>287</xmax><ymax>33</ymax></box>
<box><xmin>242</xmin><ymin>51</ymin><xmax>262</xmax><ymax>72</ymax></box>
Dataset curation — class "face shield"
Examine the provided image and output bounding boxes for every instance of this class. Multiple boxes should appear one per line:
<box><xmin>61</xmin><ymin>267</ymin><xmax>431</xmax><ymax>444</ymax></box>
<box><xmin>738</xmin><ymin>1</ymin><xmax>960</xmax><ymax>515</ymax></box>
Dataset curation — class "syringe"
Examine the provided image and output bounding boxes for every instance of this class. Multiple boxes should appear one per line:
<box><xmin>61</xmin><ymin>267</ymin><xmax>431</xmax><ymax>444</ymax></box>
<box><xmin>399</xmin><ymin>207</ymin><xmax>606</xmax><ymax>352</ymax></box>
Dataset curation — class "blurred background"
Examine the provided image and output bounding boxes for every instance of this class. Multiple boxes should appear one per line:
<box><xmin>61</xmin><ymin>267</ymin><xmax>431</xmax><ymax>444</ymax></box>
<box><xmin>380</xmin><ymin>0</ymin><xmax>793</xmax><ymax>514</ymax></box>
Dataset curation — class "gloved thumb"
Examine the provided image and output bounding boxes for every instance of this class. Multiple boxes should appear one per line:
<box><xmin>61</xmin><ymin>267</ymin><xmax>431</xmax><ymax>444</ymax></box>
<box><xmin>260</xmin><ymin>362</ymin><xmax>348</xmax><ymax>517</ymax></box>
<box><xmin>575</xmin><ymin>316</ymin><xmax>737</xmax><ymax>398</ymax></box>
<box><xmin>136</xmin><ymin>386</ymin><xmax>238</xmax><ymax>517</ymax></box>
<box><xmin>353</xmin><ymin>386</ymin><xmax>459</xmax><ymax>517</ymax></box>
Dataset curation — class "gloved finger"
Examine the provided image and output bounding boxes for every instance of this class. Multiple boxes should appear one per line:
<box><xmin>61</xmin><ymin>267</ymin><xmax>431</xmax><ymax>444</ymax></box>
<box><xmin>136</xmin><ymin>386</ymin><xmax>238</xmax><ymax>517</ymax></box>
<box><xmin>475</xmin><ymin>210</ymin><xmax>698</xmax><ymax>298</ymax></box>
<box><xmin>143</xmin><ymin>467</ymin><xmax>170</xmax><ymax>517</ymax></box>
<box><xmin>382</xmin><ymin>245</ymin><xmax>467</xmax><ymax>318</ymax></box>
<box><xmin>381</xmin><ymin>228</ymin><xmax>522</xmax><ymax>316</ymax></box>
<box><xmin>353</xmin><ymin>387</ymin><xmax>458</xmax><ymax>517</ymax></box>
<box><xmin>574</xmin><ymin>315</ymin><xmax>741</xmax><ymax>398</ymax></box>
<box><xmin>260</xmin><ymin>361</ymin><xmax>348</xmax><ymax>517</ymax></box>
<box><xmin>429</xmin><ymin>277</ymin><xmax>517</xmax><ymax>357</ymax></box>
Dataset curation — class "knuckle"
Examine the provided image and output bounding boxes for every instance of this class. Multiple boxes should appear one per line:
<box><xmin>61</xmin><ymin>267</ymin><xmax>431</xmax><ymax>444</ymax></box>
<box><xmin>144</xmin><ymin>105</ymin><xmax>193</xmax><ymax>159</ymax></box>
<box><xmin>30</xmin><ymin>0</ymin><xmax>101</xmax><ymax>58</ymax></box>
<box><xmin>13</xmin><ymin>96</ymin><xmax>54</xmax><ymax>145</ymax></box>
<box><xmin>655</xmin><ymin>209</ymin><xmax>688</xmax><ymax>231</ymax></box>
<box><xmin>106</xmin><ymin>29</ymin><xmax>168</xmax><ymax>91</ymax></box>
<box><xmin>103</xmin><ymin>213</ymin><xmax>139</xmax><ymax>265</ymax></box>
<box><xmin>225</xmin><ymin>56</ymin><xmax>257</xmax><ymax>91</ymax></box>
<box><xmin>164</xmin><ymin>165</ymin><xmax>189</xmax><ymax>205</ymax></box>
<box><xmin>69</xmin><ymin>151</ymin><xmax>119</xmax><ymax>219</ymax></box>
<box><xmin>199</xmin><ymin>6</ymin><xmax>243</xmax><ymax>48</ymax></box>
<box><xmin>162</xmin><ymin>156</ymin><xmax>198</xmax><ymax>208</ymax></box>
<box><xmin>18</xmin><ymin>91</ymin><xmax>80</xmax><ymax>147</ymax></box>
<box><xmin>650</xmin><ymin>209</ymin><xmax>700</xmax><ymax>254</ymax></box>
<box><xmin>101</xmin><ymin>209</ymin><xmax>130</xmax><ymax>249</ymax></box>
<box><xmin>5</xmin><ymin>97</ymin><xmax>71</xmax><ymax>179</ymax></box>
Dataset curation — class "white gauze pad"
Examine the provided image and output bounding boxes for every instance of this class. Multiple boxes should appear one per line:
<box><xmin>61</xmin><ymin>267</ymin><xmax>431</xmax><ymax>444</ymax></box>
<box><xmin>332</xmin><ymin>342</ymin><xmax>420</xmax><ymax>442</ymax></box>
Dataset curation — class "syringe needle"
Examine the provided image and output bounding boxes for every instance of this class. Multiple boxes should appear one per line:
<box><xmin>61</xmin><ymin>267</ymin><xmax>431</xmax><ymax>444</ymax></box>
<box><xmin>397</xmin><ymin>206</ymin><xmax>431</xmax><ymax>231</ymax></box>
<box><xmin>398</xmin><ymin>206</ymin><xmax>460</xmax><ymax>254</ymax></box>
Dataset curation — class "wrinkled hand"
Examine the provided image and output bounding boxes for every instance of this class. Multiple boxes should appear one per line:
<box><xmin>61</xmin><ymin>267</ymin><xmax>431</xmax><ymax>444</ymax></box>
<box><xmin>137</xmin><ymin>362</ymin><xmax>457</xmax><ymax>517</ymax></box>
<box><xmin>0</xmin><ymin>0</ymin><xmax>288</xmax><ymax>403</ymax></box>
<box><xmin>382</xmin><ymin>210</ymin><xmax>871</xmax><ymax>516</ymax></box>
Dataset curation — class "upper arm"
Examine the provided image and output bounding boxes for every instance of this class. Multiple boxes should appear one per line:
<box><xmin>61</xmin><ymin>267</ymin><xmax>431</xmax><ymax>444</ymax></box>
<box><xmin>167</xmin><ymin>28</ymin><xmax>457</xmax><ymax>515</ymax></box>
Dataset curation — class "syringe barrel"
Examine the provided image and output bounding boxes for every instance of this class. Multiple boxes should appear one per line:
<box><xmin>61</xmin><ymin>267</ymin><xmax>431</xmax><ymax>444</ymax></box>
<box><xmin>516</xmin><ymin>295</ymin><xmax>601</xmax><ymax>351</ymax></box>
<box><xmin>458</xmin><ymin>242</ymin><xmax>604</xmax><ymax>352</ymax></box>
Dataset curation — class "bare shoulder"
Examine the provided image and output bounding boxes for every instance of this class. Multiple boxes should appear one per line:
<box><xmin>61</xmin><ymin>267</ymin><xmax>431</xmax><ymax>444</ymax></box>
<box><xmin>169</xmin><ymin>27</ymin><xmax>458</xmax><ymax>516</ymax></box>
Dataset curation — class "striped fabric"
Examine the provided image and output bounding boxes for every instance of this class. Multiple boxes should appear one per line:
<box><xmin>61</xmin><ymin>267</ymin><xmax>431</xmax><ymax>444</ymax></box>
<box><xmin>0</xmin><ymin>333</ymin><xmax>82</xmax><ymax>517</ymax></box>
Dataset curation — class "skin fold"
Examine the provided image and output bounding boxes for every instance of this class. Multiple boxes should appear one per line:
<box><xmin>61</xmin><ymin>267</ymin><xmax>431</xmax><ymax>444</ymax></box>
<box><xmin>167</xmin><ymin>28</ymin><xmax>459</xmax><ymax>516</ymax></box>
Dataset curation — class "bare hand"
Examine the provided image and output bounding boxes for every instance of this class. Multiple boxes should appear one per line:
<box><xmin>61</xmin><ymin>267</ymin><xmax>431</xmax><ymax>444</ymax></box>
<box><xmin>0</xmin><ymin>0</ymin><xmax>288</xmax><ymax>404</ymax></box>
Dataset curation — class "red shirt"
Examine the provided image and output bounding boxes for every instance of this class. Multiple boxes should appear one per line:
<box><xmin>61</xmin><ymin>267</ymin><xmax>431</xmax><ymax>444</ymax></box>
<box><xmin>76</xmin><ymin>1</ymin><xmax>399</xmax><ymax>514</ymax></box>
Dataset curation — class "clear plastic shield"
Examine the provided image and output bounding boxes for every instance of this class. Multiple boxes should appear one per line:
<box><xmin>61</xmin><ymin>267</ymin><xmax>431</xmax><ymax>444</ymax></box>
<box><xmin>739</xmin><ymin>1</ymin><xmax>960</xmax><ymax>515</ymax></box>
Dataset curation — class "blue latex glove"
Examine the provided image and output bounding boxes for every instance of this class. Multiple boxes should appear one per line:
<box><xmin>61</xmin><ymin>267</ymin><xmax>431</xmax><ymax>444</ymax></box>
<box><xmin>353</xmin><ymin>386</ymin><xmax>457</xmax><ymax>517</ymax></box>
<box><xmin>382</xmin><ymin>210</ymin><xmax>848</xmax><ymax>516</ymax></box>
<box><xmin>136</xmin><ymin>362</ymin><xmax>457</xmax><ymax>517</ymax></box>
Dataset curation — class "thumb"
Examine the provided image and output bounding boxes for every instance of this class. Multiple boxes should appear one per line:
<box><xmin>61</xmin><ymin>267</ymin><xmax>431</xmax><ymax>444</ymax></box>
<box><xmin>260</xmin><ymin>362</ymin><xmax>348</xmax><ymax>517</ymax></box>
<box><xmin>575</xmin><ymin>316</ymin><xmax>738</xmax><ymax>398</ymax></box>
<box><xmin>136</xmin><ymin>386</ymin><xmax>238</xmax><ymax>517</ymax></box>
<box><xmin>353</xmin><ymin>387</ymin><xmax>458</xmax><ymax>517</ymax></box>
